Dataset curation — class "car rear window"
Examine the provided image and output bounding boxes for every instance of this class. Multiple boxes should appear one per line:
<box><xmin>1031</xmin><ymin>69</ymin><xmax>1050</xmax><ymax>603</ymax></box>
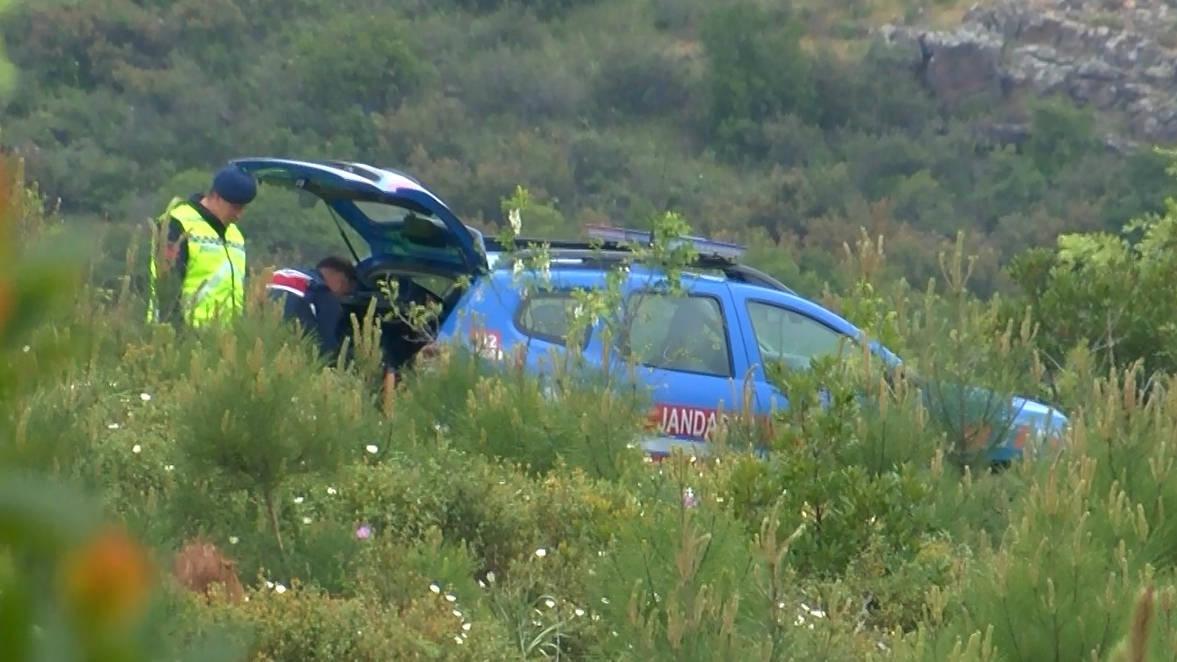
<box><xmin>515</xmin><ymin>292</ymin><xmax>590</xmax><ymax>348</ymax></box>
<box><xmin>345</xmin><ymin>200</ymin><xmax>472</xmax><ymax>270</ymax></box>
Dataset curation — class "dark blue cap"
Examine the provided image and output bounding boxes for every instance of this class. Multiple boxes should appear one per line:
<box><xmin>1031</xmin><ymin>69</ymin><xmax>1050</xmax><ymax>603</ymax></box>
<box><xmin>211</xmin><ymin>165</ymin><xmax>257</xmax><ymax>205</ymax></box>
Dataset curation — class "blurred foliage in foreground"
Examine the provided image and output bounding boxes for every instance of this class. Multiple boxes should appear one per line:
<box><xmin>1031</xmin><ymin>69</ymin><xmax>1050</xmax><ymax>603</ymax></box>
<box><xmin>6</xmin><ymin>141</ymin><xmax>1177</xmax><ymax>660</ymax></box>
<box><xmin>0</xmin><ymin>156</ymin><xmax>243</xmax><ymax>660</ymax></box>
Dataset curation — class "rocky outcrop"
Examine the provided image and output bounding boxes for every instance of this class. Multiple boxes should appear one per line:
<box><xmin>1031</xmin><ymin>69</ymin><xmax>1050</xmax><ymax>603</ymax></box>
<box><xmin>878</xmin><ymin>0</ymin><xmax>1177</xmax><ymax>144</ymax></box>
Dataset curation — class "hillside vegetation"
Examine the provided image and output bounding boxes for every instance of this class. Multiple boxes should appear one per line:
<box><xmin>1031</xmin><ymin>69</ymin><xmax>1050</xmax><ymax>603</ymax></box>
<box><xmin>2</xmin><ymin>0</ymin><xmax>1174</xmax><ymax>298</ymax></box>
<box><xmin>8</xmin><ymin>0</ymin><xmax>1177</xmax><ymax>660</ymax></box>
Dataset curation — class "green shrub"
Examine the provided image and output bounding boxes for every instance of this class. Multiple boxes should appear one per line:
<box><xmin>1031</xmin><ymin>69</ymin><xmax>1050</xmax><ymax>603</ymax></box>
<box><xmin>390</xmin><ymin>344</ymin><xmax>648</xmax><ymax>481</ymax></box>
<box><xmin>311</xmin><ymin>446</ymin><xmax>635</xmax><ymax>578</ymax></box>
<box><xmin>1009</xmin><ymin>179</ymin><xmax>1177</xmax><ymax>379</ymax></box>
<box><xmin>592</xmin><ymin>41</ymin><xmax>691</xmax><ymax>117</ymax></box>
<box><xmin>290</xmin><ymin>12</ymin><xmax>426</xmax><ymax>116</ymax></box>
<box><xmin>700</xmin><ymin>3</ymin><xmax>816</xmax><ymax>157</ymax></box>
<box><xmin>169</xmin><ymin>302</ymin><xmax>377</xmax><ymax>560</ymax></box>
<box><xmin>169</xmin><ymin>581</ymin><xmax>516</xmax><ymax>660</ymax></box>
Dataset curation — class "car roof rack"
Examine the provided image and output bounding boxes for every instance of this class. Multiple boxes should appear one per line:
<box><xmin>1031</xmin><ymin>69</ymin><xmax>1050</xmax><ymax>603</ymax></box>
<box><xmin>583</xmin><ymin>224</ymin><xmax>746</xmax><ymax>261</ymax></box>
<box><xmin>484</xmin><ymin>224</ymin><xmax>746</xmax><ymax>260</ymax></box>
<box><xmin>483</xmin><ymin>225</ymin><xmax>797</xmax><ymax>296</ymax></box>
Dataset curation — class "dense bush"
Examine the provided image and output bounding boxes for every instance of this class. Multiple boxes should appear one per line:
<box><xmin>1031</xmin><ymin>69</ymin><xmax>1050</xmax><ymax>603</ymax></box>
<box><xmin>7</xmin><ymin>147</ymin><xmax>1177</xmax><ymax>659</ymax></box>
<box><xmin>1008</xmin><ymin>173</ymin><xmax>1177</xmax><ymax>379</ymax></box>
<box><xmin>700</xmin><ymin>3</ymin><xmax>817</xmax><ymax>158</ymax></box>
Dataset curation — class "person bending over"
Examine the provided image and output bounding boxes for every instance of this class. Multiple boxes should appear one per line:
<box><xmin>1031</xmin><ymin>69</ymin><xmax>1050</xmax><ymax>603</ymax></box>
<box><xmin>266</xmin><ymin>256</ymin><xmax>358</xmax><ymax>362</ymax></box>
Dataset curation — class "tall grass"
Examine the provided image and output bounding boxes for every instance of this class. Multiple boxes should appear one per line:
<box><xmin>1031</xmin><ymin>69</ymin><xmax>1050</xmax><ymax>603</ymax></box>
<box><xmin>4</xmin><ymin>156</ymin><xmax>1177</xmax><ymax>659</ymax></box>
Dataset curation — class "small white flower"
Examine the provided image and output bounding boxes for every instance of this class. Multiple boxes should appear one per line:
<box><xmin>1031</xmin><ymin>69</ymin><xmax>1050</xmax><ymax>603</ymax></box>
<box><xmin>445</xmin><ymin>593</ymin><xmax>457</xmax><ymax>603</ymax></box>
<box><xmin>107</xmin><ymin>423</ymin><xmax>120</xmax><ymax>430</ymax></box>
<box><xmin>275</xmin><ymin>583</ymin><xmax>287</xmax><ymax>594</ymax></box>
<box><xmin>229</xmin><ymin>536</ymin><xmax>239</xmax><ymax>545</ymax></box>
<box><xmin>600</xmin><ymin>597</ymin><xmax>610</xmax><ymax>605</ymax></box>
<box><xmin>453</xmin><ymin>636</ymin><xmax>464</xmax><ymax>645</ymax></box>
<box><xmin>293</xmin><ymin>496</ymin><xmax>305</xmax><ymax>504</ymax></box>
<box><xmin>139</xmin><ymin>392</ymin><xmax>152</xmax><ymax>402</ymax></box>
<box><xmin>302</xmin><ymin>516</ymin><xmax>312</xmax><ymax>524</ymax></box>
<box><xmin>132</xmin><ymin>444</ymin><xmax>142</xmax><ymax>454</ymax></box>
<box><xmin>544</xmin><ymin>598</ymin><xmax>556</xmax><ymax>609</ymax></box>
<box><xmin>486</xmin><ymin>571</ymin><xmax>496</xmax><ymax>584</ymax></box>
<box><xmin>326</xmin><ymin>487</ymin><xmax>337</xmax><ymax>496</ymax></box>
<box><xmin>22</xmin><ymin>345</ymin><xmax>30</xmax><ymax>353</ymax></box>
<box><xmin>365</xmin><ymin>444</ymin><xmax>379</xmax><ymax>454</ymax></box>
<box><xmin>462</xmin><ymin>622</ymin><xmax>472</xmax><ymax>632</ymax></box>
<box><xmin>509</xmin><ymin>208</ymin><xmax>522</xmax><ymax>235</ymax></box>
<box><xmin>801</xmin><ymin>603</ymin><xmax>826</xmax><ymax>619</ymax></box>
<box><xmin>452</xmin><ymin>609</ymin><xmax>462</xmax><ymax>618</ymax></box>
<box><xmin>265</xmin><ymin>581</ymin><xmax>275</xmax><ymax>589</ymax></box>
<box><xmin>164</xmin><ymin>464</ymin><xmax>175</xmax><ymax>472</ymax></box>
<box><xmin>430</xmin><ymin>583</ymin><xmax>441</xmax><ymax>594</ymax></box>
<box><xmin>534</xmin><ymin>548</ymin><xmax>547</xmax><ymax>558</ymax></box>
<box><xmin>574</xmin><ymin>608</ymin><xmax>585</xmax><ymax>617</ymax></box>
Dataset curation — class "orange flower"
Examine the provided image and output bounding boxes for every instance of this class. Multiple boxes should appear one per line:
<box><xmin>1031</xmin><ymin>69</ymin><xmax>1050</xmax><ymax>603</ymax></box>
<box><xmin>59</xmin><ymin>525</ymin><xmax>155</xmax><ymax>630</ymax></box>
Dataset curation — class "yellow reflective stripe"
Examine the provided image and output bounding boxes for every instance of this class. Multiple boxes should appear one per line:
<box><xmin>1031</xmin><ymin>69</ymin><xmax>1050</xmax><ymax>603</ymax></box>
<box><xmin>191</xmin><ymin>260</ymin><xmax>234</xmax><ymax>301</ymax></box>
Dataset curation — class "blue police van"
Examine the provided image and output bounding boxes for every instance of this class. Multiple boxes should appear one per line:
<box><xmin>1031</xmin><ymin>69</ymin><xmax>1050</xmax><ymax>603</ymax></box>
<box><xmin>231</xmin><ymin>157</ymin><xmax>1070</xmax><ymax>464</ymax></box>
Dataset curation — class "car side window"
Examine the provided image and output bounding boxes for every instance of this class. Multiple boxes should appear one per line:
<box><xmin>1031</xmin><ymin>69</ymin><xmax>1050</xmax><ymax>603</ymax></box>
<box><xmin>618</xmin><ymin>293</ymin><xmax>732</xmax><ymax>378</ymax></box>
<box><xmin>515</xmin><ymin>291</ymin><xmax>586</xmax><ymax>347</ymax></box>
<box><xmin>747</xmin><ymin>301</ymin><xmax>848</xmax><ymax>372</ymax></box>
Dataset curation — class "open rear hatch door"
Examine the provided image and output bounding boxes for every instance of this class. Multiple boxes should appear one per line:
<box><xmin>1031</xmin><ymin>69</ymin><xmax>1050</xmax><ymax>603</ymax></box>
<box><xmin>231</xmin><ymin>157</ymin><xmax>487</xmax><ymax>276</ymax></box>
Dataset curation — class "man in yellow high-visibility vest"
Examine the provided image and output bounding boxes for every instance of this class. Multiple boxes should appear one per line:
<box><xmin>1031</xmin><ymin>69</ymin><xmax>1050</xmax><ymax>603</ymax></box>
<box><xmin>147</xmin><ymin>164</ymin><xmax>256</xmax><ymax>328</ymax></box>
